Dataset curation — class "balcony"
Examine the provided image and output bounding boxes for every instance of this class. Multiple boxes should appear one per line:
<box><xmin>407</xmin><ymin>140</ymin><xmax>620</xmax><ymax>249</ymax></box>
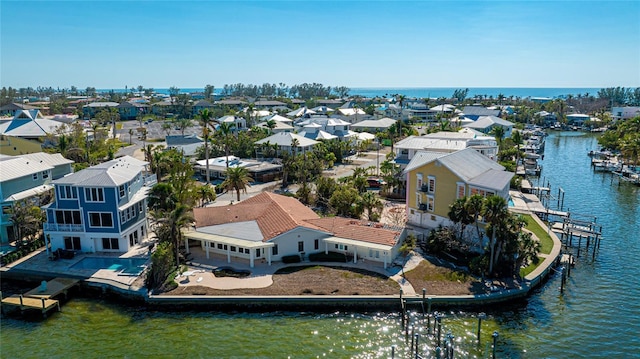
<box><xmin>143</xmin><ymin>174</ymin><xmax>158</xmax><ymax>186</ymax></box>
<box><xmin>418</xmin><ymin>203</ymin><xmax>428</xmax><ymax>211</ymax></box>
<box><xmin>44</xmin><ymin>223</ymin><xmax>84</xmax><ymax>232</ymax></box>
<box><xmin>420</xmin><ymin>184</ymin><xmax>429</xmax><ymax>192</ymax></box>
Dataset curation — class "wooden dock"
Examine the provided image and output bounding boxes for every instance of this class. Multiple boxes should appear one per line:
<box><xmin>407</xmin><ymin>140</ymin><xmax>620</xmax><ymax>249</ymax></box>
<box><xmin>1</xmin><ymin>277</ymin><xmax>79</xmax><ymax>318</ymax></box>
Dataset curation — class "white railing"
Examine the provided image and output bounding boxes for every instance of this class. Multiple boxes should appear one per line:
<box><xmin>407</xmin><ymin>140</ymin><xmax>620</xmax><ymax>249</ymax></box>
<box><xmin>144</xmin><ymin>174</ymin><xmax>158</xmax><ymax>186</ymax></box>
<box><xmin>43</xmin><ymin>223</ymin><xmax>84</xmax><ymax>232</ymax></box>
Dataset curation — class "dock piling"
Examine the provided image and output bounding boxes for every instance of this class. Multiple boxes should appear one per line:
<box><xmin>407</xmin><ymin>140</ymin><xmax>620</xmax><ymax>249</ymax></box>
<box><xmin>477</xmin><ymin>313</ymin><xmax>486</xmax><ymax>341</ymax></box>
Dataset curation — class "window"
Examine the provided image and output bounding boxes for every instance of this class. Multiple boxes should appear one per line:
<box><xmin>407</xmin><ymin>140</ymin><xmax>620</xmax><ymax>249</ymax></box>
<box><xmin>223</xmin><ymin>245</ymin><xmax>228</xmax><ymax>250</ymax></box>
<box><xmin>102</xmin><ymin>238</ymin><xmax>119</xmax><ymax>250</ymax></box>
<box><xmin>427</xmin><ymin>195</ymin><xmax>435</xmax><ymax>212</ymax></box>
<box><xmin>298</xmin><ymin>241</ymin><xmax>304</xmax><ymax>252</ymax></box>
<box><xmin>120</xmin><ymin>206</ymin><xmax>135</xmax><ymax>224</ymax></box>
<box><xmin>119</xmin><ymin>185</ymin><xmax>126</xmax><ymax>198</ymax></box>
<box><xmin>457</xmin><ymin>183</ymin><xmax>466</xmax><ymax>199</ymax></box>
<box><xmin>85</xmin><ymin>187</ymin><xmax>104</xmax><ymax>202</ymax></box>
<box><xmin>42</xmin><ymin>171</ymin><xmax>49</xmax><ymax>179</ymax></box>
<box><xmin>55</xmin><ymin>210</ymin><xmax>82</xmax><ymax>224</ymax></box>
<box><xmin>230</xmin><ymin>246</ymin><xmax>236</xmax><ymax>252</ymax></box>
<box><xmin>314</xmin><ymin>239</ymin><xmax>319</xmax><ymax>250</ymax></box>
<box><xmin>272</xmin><ymin>244</ymin><xmax>278</xmax><ymax>256</ymax></box>
<box><xmin>138</xmin><ymin>201</ymin><xmax>144</xmax><ymax>214</ymax></box>
<box><xmin>217</xmin><ymin>243</ymin><xmax>223</xmax><ymax>249</ymax></box>
<box><xmin>33</xmin><ymin>173</ymin><xmax>38</xmax><ymax>180</ymax></box>
<box><xmin>255</xmin><ymin>248</ymin><xmax>261</xmax><ymax>257</ymax></box>
<box><xmin>427</xmin><ymin>176</ymin><xmax>436</xmax><ymax>193</ymax></box>
<box><xmin>416</xmin><ymin>173</ymin><xmax>423</xmax><ymax>190</ymax></box>
<box><xmin>89</xmin><ymin>212</ymin><xmax>113</xmax><ymax>227</ymax></box>
<box><xmin>244</xmin><ymin>248</ymin><xmax>250</xmax><ymax>254</ymax></box>
<box><xmin>59</xmin><ymin>186</ymin><xmax>77</xmax><ymax>199</ymax></box>
<box><xmin>64</xmin><ymin>236</ymin><xmax>81</xmax><ymax>250</ymax></box>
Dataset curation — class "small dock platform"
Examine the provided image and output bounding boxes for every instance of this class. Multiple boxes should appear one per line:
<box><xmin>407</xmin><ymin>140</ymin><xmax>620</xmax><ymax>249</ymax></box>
<box><xmin>1</xmin><ymin>277</ymin><xmax>80</xmax><ymax>318</ymax></box>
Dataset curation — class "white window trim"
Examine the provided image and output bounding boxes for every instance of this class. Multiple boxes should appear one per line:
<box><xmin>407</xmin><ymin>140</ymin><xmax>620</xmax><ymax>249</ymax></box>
<box><xmin>427</xmin><ymin>175</ymin><xmax>436</xmax><ymax>194</ymax></box>
<box><xmin>88</xmin><ymin>211</ymin><xmax>114</xmax><ymax>228</ymax></box>
<box><xmin>427</xmin><ymin>195</ymin><xmax>435</xmax><ymax>212</ymax></box>
<box><xmin>456</xmin><ymin>182</ymin><xmax>466</xmax><ymax>199</ymax></box>
<box><xmin>85</xmin><ymin>187</ymin><xmax>105</xmax><ymax>203</ymax></box>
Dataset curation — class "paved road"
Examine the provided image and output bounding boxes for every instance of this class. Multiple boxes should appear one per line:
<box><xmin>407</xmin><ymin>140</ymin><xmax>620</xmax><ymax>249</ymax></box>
<box><xmin>117</xmin><ymin>119</ymin><xmax>203</xmax><ymax>145</ymax></box>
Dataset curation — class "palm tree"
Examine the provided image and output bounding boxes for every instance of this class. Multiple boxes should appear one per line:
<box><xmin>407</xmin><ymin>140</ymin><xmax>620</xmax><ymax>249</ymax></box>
<box><xmin>512</xmin><ymin>130</ymin><xmax>523</xmax><ymax>165</ymax></box>
<box><xmin>360</xmin><ymin>191</ymin><xmax>384</xmax><ymax>221</ymax></box>
<box><xmin>265</xmin><ymin>119</ymin><xmax>277</xmax><ymax>134</ymax></box>
<box><xmin>465</xmin><ymin>194</ymin><xmax>485</xmax><ymax>244</ymax></box>
<box><xmin>492</xmin><ymin>126</ymin><xmax>506</xmax><ymax>150</ymax></box>
<box><xmin>217</xmin><ymin>122</ymin><xmax>236</xmax><ymax>169</ymax></box>
<box><xmin>197</xmin><ymin>184</ymin><xmax>216</xmax><ymax>207</ymax></box>
<box><xmin>448</xmin><ymin>197</ymin><xmax>474</xmax><ymax>240</ymax></box>
<box><xmin>221</xmin><ymin>166</ymin><xmax>253</xmax><ymax>202</ymax></box>
<box><xmin>197</xmin><ymin>108</ymin><xmax>214</xmax><ymax>183</ymax></box>
<box><xmin>482</xmin><ymin>195</ymin><xmax>509</xmax><ymax>275</ymax></box>
<box><xmin>162</xmin><ymin>204</ymin><xmax>193</xmax><ymax>268</ymax></box>
<box><xmin>290</xmin><ymin>137</ymin><xmax>300</xmax><ymax>157</ymax></box>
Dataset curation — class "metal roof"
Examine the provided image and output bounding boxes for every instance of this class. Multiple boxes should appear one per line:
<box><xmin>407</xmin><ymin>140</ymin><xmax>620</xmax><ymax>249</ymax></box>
<box><xmin>467</xmin><ymin>169</ymin><xmax>514</xmax><ymax>191</ymax></box>
<box><xmin>53</xmin><ymin>155</ymin><xmax>147</xmax><ymax>187</ymax></box>
<box><xmin>0</xmin><ymin>156</ymin><xmax>53</xmax><ymax>182</ymax></box>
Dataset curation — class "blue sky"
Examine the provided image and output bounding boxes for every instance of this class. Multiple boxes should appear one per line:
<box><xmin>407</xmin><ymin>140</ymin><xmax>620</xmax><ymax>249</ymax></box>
<box><xmin>1</xmin><ymin>0</ymin><xmax>639</xmax><ymax>89</ymax></box>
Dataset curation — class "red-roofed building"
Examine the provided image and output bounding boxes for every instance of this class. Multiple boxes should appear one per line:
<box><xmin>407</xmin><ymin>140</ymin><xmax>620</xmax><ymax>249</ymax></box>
<box><xmin>185</xmin><ymin>192</ymin><xmax>406</xmax><ymax>268</ymax></box>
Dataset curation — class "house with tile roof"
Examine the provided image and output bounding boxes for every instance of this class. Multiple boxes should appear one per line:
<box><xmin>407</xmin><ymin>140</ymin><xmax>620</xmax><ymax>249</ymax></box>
<box><xmin>43</xmin><ymin>156</ymin><xmax>156</xmax><ymax>255</ymax></box>
<box><xmin>0</xmin><ymin>152</ymin><xmax>74</xmax><ymax>243</ymax></box>
<box><xmin>404</xmin><ymin>148</ymin><xmax>513</xmax><ymax>232</ymax></box>
<box><xmin>184</xmin><ymin>192</ymin><xmax>406</xmax><ymax>268</ymax></box>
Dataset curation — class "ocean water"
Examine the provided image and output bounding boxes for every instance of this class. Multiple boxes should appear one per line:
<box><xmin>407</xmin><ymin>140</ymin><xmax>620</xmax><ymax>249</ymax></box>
<box><xmin>100</xmin><ymin>87</ymin><xmax>602</xmax><ymax>100</ymax></box>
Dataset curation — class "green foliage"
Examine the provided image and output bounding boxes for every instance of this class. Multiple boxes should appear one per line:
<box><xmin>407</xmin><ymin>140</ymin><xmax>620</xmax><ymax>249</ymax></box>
<box><xmin>398</xmin><ymin>234</ymin><xmax>417</xmax><ymax>256</ymax></box>
<box><xmin>598</xmin><ymin>117</ymin><xmax>640</xmax><ymax>165</ymax></box>
<box><xmin>329</xmin><ymin>186</ymin><xmax>362</xmax><ymax>218</ymax></box>
<box><xmin>145</xmin><ymin>241</ymin><xmax>175</xmax><ymax>290</ymax></box>
<box><xmin>521</xmin><ymin>214</ymin><xmax>553</xmax><ymax>254</ymax></box>
<box><xmin>308</xmin><ymin>251</ymin><xmax>347</xmax><ymax>262</ymax></box>
<box><xmin>282</xmin><ymin>254</ymin><xmax>302</xmax><ymax>263</ymax></box>
<box><xmin>221</xmin><ymin>166</ymin><xmax>253</xmax><ymax>202</ymax></box>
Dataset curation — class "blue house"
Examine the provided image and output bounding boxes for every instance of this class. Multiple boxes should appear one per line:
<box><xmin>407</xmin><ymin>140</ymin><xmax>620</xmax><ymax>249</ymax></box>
<box><xmin>0</xmin><ymin>152</ymin><xmax>74</xmax><ymax>243</ymax></box>
<box><xmin>44</xmin><ymin>156</ymin><xmax>156</xmax><ymax>254</ymax></box>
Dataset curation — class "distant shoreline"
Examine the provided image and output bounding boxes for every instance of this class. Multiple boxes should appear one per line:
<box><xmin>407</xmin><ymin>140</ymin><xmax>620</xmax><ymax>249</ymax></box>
<box><xmin>94</xmin><ymin>86</ymin><xmax>603</xmax><ymax>99</ymax></box>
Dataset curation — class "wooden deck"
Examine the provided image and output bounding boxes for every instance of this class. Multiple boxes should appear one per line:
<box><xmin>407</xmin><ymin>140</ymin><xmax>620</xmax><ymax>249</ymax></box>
<box><xmin>1</xmin><ymin>277</ymin><xmax>79</xmax><ymax>318</ymax></box>
<box><xmin>24</xmin><ymin>277</ymin><xmax>79</xmax><ymax>299</ymax></box>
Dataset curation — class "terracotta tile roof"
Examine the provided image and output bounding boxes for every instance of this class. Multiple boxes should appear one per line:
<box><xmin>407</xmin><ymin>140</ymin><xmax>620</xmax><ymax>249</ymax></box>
<box><xmin>304</xmin><ymin>217</ymin><xmax>402</xmax><ymax>247</ymax></box>
<box><xmin>193</xmin><ymin>192</ymin><xmax>321</xmax><ymax>241</ymax></box>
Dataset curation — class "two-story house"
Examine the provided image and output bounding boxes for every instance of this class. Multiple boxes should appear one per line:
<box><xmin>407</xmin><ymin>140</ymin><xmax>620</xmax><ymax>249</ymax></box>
<box><xmin>394</xmin><ymin>130</ymin><xmax>499</xmax><ymax>171</ymax></box>
<box><xmin>43</xmin><ymin>156</ymin><xmax>155</xmax><ymax>254</ymax></box>
<box><xmin>0</xmin><ymin>152</ymin><xmax>74</xmax><ymax>242</ymax></box>
<box><xmin>117</xmin><ymin>101</ymin><xmax>149</xmax><ymax>120</ymax></box>
<box><xmin>404</xmin><ymin>148</ymin><xmax>513</xmax><ymax>232</ymax></box>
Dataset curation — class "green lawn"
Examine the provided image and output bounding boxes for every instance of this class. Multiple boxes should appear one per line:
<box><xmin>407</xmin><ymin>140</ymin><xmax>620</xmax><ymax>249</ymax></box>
<box><xmin>521</xmin><ymin>214</ymin><xmax>554</xmax><ymax>254</ymax></box>
<box><xmin>520</xmin><ymin>256</ymin><xmax>543</xmax><ymax>278</ymax></box>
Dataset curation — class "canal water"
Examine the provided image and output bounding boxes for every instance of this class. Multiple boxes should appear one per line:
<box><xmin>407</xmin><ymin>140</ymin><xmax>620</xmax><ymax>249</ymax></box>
<box><xmin>2</xmin><ymin>132</ymin><xmax>638</xmax><ymax>358</ymax></box>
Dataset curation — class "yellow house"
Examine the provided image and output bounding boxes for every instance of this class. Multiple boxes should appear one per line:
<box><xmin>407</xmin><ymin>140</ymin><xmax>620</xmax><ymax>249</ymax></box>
<box><xmin>0</xmin><ymin>135</ymin><xmax>42</xmax><ymax>156</ymax></box>
<box><xmin>404</xmin><ymin>148</ymin><xmax>514</xmax><ymax>230</ymax></box>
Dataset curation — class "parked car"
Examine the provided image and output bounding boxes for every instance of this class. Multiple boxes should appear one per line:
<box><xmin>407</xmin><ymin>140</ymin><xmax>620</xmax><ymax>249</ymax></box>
<box><xmin>366</xmin><ymin>177</ymin><xmax>386</xmax><ymax>188</ymax></box>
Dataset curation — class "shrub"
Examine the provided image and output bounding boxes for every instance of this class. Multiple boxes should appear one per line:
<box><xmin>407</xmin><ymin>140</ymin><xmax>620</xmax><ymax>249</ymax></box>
<box><xmin>308</xmin><ymin>251</ymin><xmax>347</xmax><ymax>262</ymax></box>
<box><xmin>282</xmin><ymin>254</ymin><xmax>301</xmax><ymax>263</ymax></box>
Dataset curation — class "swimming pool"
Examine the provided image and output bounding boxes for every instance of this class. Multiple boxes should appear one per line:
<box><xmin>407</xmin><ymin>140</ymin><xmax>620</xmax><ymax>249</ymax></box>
<box><xmin>71</xmin><ymin>257</ymin><xmax>148</xmax><ymax>276</ymax></box>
